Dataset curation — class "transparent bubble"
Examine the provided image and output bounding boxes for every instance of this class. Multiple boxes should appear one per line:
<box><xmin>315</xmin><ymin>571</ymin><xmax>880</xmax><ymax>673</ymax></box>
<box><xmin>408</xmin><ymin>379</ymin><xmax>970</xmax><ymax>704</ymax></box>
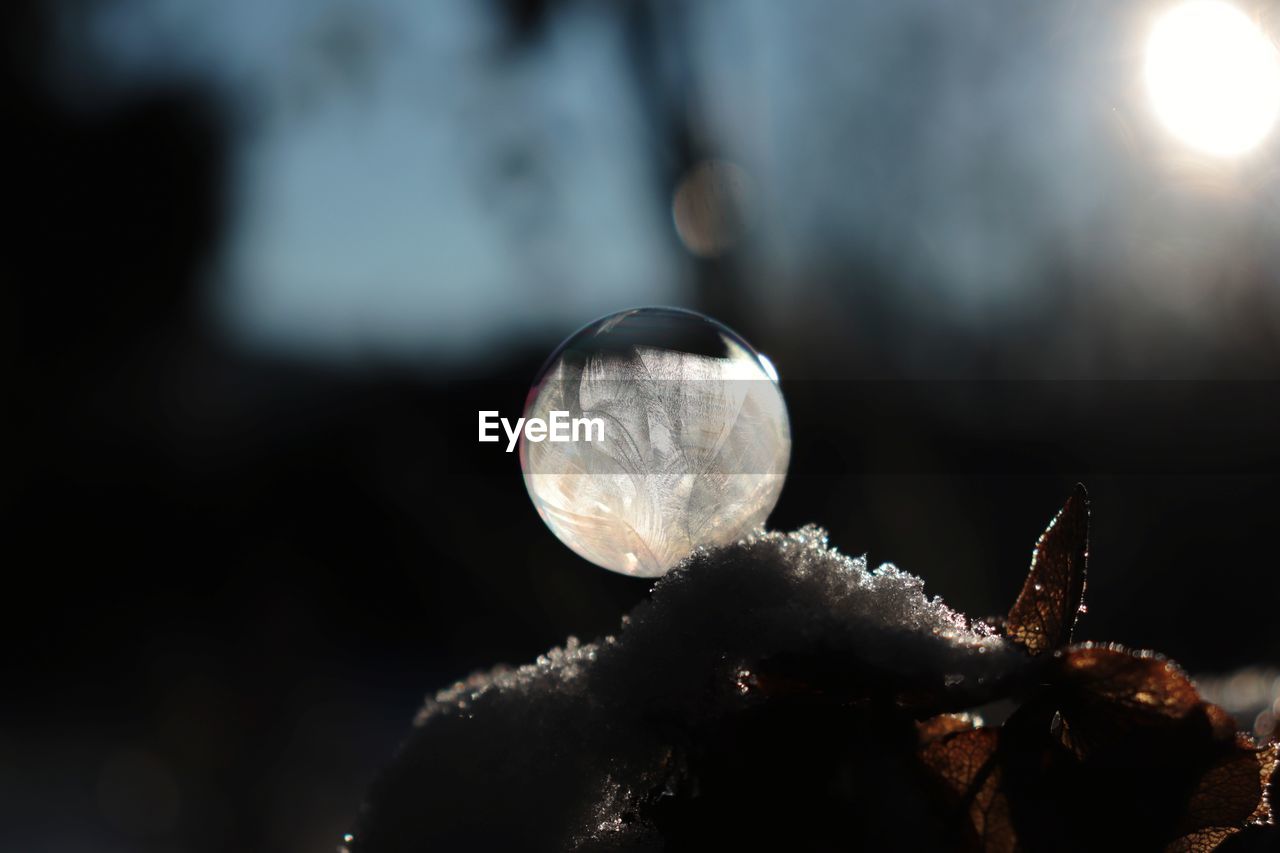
<box><xmin>520</xmin><ymin>307</ymin><xmax>791</xmax><ymax>577</ymax></box>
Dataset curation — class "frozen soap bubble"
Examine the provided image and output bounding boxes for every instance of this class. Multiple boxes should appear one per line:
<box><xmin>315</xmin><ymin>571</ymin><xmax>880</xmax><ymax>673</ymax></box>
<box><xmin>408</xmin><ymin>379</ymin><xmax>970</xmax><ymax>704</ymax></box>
<box><xmin>520</xmin><ymin>307</ymin><xmax>791</xmax><ymax>577</ymax></box>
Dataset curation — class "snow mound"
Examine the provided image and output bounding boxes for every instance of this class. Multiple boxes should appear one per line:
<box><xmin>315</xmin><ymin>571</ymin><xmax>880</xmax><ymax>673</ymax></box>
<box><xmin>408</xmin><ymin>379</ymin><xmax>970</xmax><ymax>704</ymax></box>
<box><xmin>350</xmin><ymin>527</ymin><xmax>1029</xmax><ymax>852</ymax></box>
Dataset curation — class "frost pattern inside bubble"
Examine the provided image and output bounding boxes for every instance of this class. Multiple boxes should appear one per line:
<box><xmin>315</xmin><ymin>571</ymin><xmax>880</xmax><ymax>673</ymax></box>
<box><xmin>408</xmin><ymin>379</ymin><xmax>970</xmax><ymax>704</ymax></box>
<box><xmin>520</xmin><ymin>307</ymin><xmax>790</xmax><ymax>577</ymax></box>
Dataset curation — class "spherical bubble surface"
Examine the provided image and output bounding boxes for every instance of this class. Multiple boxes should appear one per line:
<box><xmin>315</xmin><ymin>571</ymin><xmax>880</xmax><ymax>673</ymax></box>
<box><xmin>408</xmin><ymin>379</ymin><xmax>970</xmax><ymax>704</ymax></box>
<box><xmin>520</xmin><ymin>307</ymin><xmax>790</xmax><ymax>577</ymax></box>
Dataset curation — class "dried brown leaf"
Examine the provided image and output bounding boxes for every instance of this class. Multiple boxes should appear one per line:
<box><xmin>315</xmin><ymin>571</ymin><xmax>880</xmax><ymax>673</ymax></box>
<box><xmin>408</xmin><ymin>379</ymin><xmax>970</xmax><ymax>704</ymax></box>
<box><xmin>919</xmin><ymin>727</ymin><xmax>1018</xmax><ymax>852</ymax></box>
<box><xmin>1165</xmin><ymin>738</ymin><xmax>1278</xmax><ymax>851</ymax></box>
<box><xmin>1054</xmin><ymin>643</ymin><xmax>1224</xmax><ymax>757</ymax></box>
<box><xmin>914</xmin><ymin>491</ymin><xmax>1274</xmax><ymax>852</ymax></box>
<box><xmin>920</xmin><ymin>727</ymin><xmax>999</xmax><ymax>797</ymax></box>
<box><xmin>1005</xmin><ymin>484</ymin><xmax>1088</xmax><ymax>656</ymax></box>
<box><xmin>1164</xmin><ymin>826</ymin><xmax>1238</xmax><ymax>853</ymax></box>
<box><xmin>917</xmin><ymin>713</ymin><xmax>980</xmax><ymax>746</ymax></box>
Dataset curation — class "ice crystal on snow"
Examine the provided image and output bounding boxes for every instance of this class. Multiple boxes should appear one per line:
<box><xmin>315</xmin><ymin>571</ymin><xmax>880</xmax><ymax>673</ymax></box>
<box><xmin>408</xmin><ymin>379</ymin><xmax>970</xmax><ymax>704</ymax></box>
<box><xmin>354</xmin><ymin>527</ymin><xmax>1023</xmax><ymax>851</ymax></box>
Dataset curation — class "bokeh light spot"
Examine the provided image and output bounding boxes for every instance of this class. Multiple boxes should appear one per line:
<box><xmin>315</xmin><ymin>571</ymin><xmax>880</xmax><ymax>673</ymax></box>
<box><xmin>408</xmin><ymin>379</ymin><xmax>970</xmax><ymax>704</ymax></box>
<box><xmin>672</xmin><ymin>159</ymin><xmax>752</xmax><ymax>257</ymax></box>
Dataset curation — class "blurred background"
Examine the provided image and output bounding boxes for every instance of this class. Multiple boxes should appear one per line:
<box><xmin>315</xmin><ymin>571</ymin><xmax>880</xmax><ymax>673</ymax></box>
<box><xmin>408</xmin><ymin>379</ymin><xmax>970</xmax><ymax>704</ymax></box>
<box><xmin>6</xmin><ymin>0</ymin><xmax>1280</xmax><ymax>851</ymax></box>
